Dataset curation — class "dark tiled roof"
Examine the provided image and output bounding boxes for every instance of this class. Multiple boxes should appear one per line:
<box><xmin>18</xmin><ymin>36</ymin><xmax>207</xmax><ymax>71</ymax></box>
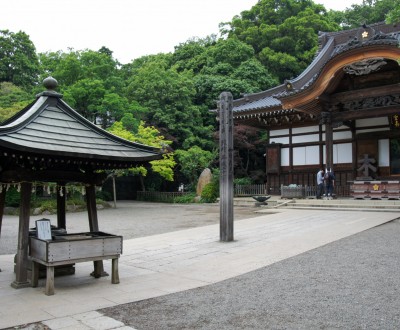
<box><xmin>233</xmin><ymin>95</ymin><xmax>281</xmax><ymax>113</ymax></box>
<box><xmin>0</xmin><ymin>90</ymin><xmax>161</xmax><ymax>163</ymax></box>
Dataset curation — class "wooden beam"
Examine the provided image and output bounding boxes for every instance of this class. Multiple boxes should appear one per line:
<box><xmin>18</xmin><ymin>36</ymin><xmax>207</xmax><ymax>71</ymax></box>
<box><xmin>333</xmin><ymin>105</ymin><xmax>400</xmax><ymax>122</ymax></box>
<box><xmin>0</xmin><ymin>169</ymin><xmax>107</xmax><ymax>185</ymax></box>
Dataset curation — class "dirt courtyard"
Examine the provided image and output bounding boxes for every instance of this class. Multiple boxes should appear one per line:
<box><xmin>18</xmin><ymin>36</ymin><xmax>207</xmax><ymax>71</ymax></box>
<box><xmin>0</xmin><ymin>201</ymin><xmax>264</xmax><ymax>255</ymax></box>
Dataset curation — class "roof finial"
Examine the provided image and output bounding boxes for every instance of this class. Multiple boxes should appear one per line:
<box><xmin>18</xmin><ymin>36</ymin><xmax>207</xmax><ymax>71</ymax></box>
<box><xmin>43</xmin><ymin>76</ymin><xmax>58</xmax><ymax>90</ymax></box>
<box><xmin>36</xmin><ymin>76</ymin><xmax>62</xmax><ymax>99</ymax></box>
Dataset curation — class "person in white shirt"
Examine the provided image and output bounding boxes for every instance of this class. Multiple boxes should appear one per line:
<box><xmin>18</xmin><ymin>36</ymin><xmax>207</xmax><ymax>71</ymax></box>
<box><xmin>316</xmin><ymin>168</ymin><xmax>324</xmax><ymax>199</ymax></box>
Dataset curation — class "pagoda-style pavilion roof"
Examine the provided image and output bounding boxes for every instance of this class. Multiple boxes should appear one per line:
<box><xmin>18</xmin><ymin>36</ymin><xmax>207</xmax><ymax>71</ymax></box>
<box><xmin>0</xmin><ymin>78</ymin><xmax>161</xmax><ymax>179</ymax></box>
<box><xmin>232</xmin><ymin>22</ymin><xmax>400</xmax><ymax>127</ymax></box>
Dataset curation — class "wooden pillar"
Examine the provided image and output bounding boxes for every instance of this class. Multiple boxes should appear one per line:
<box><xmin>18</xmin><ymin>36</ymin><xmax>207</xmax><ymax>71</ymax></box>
<box><xmin>321</xmin><ymin>111</ymin><xmax>333</xmax><ymax>170</ymax></box>
<box><xmin>0</xmin><ymin>188</ymin><xmax>6</xmax><ymax>238</ymax></box>
<box><xmin>219</xmin><ymin>92</ymin><xmax>234</xmax><ymax>242</ymax></box>
<box><xmin>86</xmin><ymin>184</ymin><xmax>99</xmax><ymax>232</ymax></box>
<box><xmin>11</xmin><ymin>182</ymin><xmax>32</xmax><ymax>289</ymax></box>
<box><xmin>325</xmin><ymin>117</ymin><xmax>333</xmax><ymax>170</ymax></box>
<box><xmin>85</xmin><ymin>184</ymin><xmax>107</xmax><ymax>277</ymax></box>
<box><xmin>0</xmin><ymin>188</ymin><xmax>5</xmax><ymax>272</ymax></box>
<box><xmin>57</xmin><ymin>183</ymin><xmax>66</xmax><ymax>229</ymax></box>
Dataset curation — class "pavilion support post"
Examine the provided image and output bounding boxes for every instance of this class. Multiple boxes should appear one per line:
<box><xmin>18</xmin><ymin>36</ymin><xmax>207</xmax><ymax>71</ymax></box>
<box><xmin>0</xmin><ymin>189</ymin><xmax>5</xmax><ymax>272</ymax></box>
<box><xmin>57</xmin><ymin>183</ymin><xmax>66</xmax><ymax>229</ymax></box>
<box><xmin>219</xmin><ymin>91</ymin><xmax>234</xmax><ymax>242</ymax></box>
<box><xmin>0</xmin><ymin>188</ymin><xmax>6</xmax><ymax>238</ymax></box>
<box><xmin>85</xmin><ymin>184</ymin><xmax>107</xmax><ymax>277</ymax></box>
<box><xmin>11</xmin><ymin>182</ymin><xmax>32</xmax><ymax>288</ymax></box>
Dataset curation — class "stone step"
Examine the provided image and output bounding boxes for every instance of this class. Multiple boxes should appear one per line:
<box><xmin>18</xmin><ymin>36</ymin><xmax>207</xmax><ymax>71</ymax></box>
<box><xmin>232</xmin><ymin>197</ymin><xmax>400</xmax><ymax>210</ymax></box>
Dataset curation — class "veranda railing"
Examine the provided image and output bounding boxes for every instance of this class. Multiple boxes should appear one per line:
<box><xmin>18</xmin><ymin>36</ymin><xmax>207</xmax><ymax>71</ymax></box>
<box><xmin>234</xmin><ymin>184</ymin><xmax>267</xmax><ymax>197</ymax></box>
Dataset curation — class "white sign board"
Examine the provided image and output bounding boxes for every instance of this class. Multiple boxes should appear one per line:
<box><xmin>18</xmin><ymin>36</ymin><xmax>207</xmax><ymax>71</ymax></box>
<box><xmin>36</xmin><ymin>219</ymin><xmax>52</xmax><ymax>240</ymax></box>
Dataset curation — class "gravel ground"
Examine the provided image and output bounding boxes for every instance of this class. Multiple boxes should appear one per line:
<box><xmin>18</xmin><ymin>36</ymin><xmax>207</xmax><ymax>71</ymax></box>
<box><xmin>99</xmin><ymin>219</ymin><xmax>400</xmax><ymax>330</ymax></box>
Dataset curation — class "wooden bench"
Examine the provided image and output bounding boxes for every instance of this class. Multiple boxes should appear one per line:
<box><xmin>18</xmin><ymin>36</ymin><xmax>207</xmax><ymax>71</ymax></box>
<box><xmin>29</xmin><ymin>232</ymin><xmax>122</xmax><ymax>295</ymax></box>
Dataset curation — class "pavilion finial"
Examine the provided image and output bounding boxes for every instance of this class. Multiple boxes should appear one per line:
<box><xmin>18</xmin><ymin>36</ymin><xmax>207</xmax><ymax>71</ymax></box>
<box><xmin>36</xmin><ymin>76</ymin><xmax>62</xmax><ymax>99</ymax></box>
<box><xmin>43</xmin><ymin>76</ymin><xmax>58</xmax><ymax>90</ymax></box>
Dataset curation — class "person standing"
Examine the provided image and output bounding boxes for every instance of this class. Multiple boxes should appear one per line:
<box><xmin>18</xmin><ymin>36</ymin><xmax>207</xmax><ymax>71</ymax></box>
<box><xmin>324</xmin><ymin>168</ymin><xmax>335</xmax><ymax>199</ymax></box>
<box><xmin>316</xmin><ymin>168</ymin><xmax>324</xmax><ymax>199</ymax></box>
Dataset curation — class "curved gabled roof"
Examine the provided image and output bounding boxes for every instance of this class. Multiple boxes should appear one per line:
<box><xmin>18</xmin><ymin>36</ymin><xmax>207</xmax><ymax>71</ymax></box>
<box><xmin>0</xmin><ymin>82</ymin><xmax>161</xmax><ymax>169</ymax></box>
<box><xmin>232</xmin><ymin>22</ymin><xmax>400</xmax><ymax>117</ymax></box>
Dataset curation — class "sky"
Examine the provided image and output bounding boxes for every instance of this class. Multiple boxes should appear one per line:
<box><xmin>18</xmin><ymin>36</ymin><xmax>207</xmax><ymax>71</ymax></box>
<box><xmin>2</xmin><ymin>0</ymin><xmax>364</xmax><ymax>64</ymax></box>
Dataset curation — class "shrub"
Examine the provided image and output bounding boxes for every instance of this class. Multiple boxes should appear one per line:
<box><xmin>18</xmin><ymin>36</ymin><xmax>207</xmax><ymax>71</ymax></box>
<box><xmin>201</xmin><ymin>182</ymin><xmax>219</xmax><ymax>203</ymax></box>
<box><xmin>33</xmin><ymin>199</ymin><xmax>57</xmax><ymax>214</ymax></box>
<box><xmin>5</xmin><ymin>187</ymin><xmax>20</xmax><ymax>207</ymax></box>
<box><xmin>234</xmin><ymin>177</ymin><xmax>253</xmax><ymax>185</ymax></box>
<box><xmin>173</xmin><ymin>193</ymin><xmax>196</xmax><ymax>203</ymax></box>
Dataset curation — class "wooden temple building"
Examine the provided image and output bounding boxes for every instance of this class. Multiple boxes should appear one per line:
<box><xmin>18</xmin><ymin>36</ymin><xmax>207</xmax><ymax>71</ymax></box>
<box><xmin>232</xmin><ymin>22</ymin><xmax>400</xmax><ymax>197</ymax></box>
<box><xmin>0</xmin><ymin>77</ymin><xmax>161</xmax><ymax>291</ymax></box>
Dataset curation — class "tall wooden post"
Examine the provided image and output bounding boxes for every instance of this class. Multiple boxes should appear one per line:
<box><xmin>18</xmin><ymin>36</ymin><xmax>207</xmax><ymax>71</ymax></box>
<box><xmin>219</xmin><ymin>92</ymin><xmax>234</xmax><ymax>242</ymax></box>
<box><xmin>11</xmin><ymin>182</ymin><xmax>32</xmax><ymax>288</ymax></box>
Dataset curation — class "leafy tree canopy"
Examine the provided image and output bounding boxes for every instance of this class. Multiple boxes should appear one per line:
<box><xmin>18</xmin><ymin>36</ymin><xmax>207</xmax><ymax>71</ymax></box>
<box><xmin>0</xmin><ymin>82</ymin><xmax>32</xmax><ymax>122</ymax></box>
<box><xmin>108</xmin><ymin>121</ymin><xmax>175</xmax><ymax>181</ymax></box>
<box><xmin>337</xmin><ymin>0</ymin><xmax>400</xmax><ymax>28</ymax></box>
<box><xmin>220</xmin><ymin>0</ymin><xmax>340</xmax><ymax>81</ymax></box>
<box><xmin>175</xmin><ymin>146</ymin><xmax>216</xmax><ymax>185</ymax></box>
<box><xmin>124</xmin><ymin>56</ymin><xmax>214</xmax><ymax>150</ymax></box>
<box><xmin>0</xmin><ymin>30</ymin><xmax>39</xmax><ymax>89</ymax></box>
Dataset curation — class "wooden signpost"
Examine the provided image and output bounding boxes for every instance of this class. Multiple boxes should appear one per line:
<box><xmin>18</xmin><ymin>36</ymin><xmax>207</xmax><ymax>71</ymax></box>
<box><xmin>219</xmin><ymin>92</ymin><xmax>234</xmax><ymax>242</ymax></box>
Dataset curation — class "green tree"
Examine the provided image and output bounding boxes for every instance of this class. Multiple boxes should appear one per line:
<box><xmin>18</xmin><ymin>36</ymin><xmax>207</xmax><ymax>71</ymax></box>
<box><xmin>0</xmin><ymin>82</ymin><xmax>32</xmax><ymax>122</ymax></box>
<box><xmin>125</xmin><ymin>56</ymin><xmax>214</xmax><ymax>150</ymax></box>
<box><xmin>38</xmin><ymin>48</ymin><xmax>120</xmax><ymax>87</ymax></box>
<box><xmin>175</xmin><ymin>146</ymin><xmax>216</xmax><ymax>187</ymax></box>
<box><xmin>108</xmin><ymin>121</ymin><xmax>176</xmax><ymax>188</ymax></box>
<box><xmin>233</xmin><ymin>124</ymin><xmax>268</xmax><ymax>182</ymax></box>
<box><xmin>221</xmin><ymin>0</ymin><xmax>340</xmax><ymax>82</ymax></box>
<box><xmin>62</xmin><ymin>78</ymin><xmax>106</xmax><ymax>123</ymax></box>
<box><xmin>0</xmin><ymin>30</ymin><xmax>40</xmax><ymax>88</ymax></box>
<box><xmin>339</xmin><ymin>0</ymin><xmax>399</xmax><ymax>28</ymax></box>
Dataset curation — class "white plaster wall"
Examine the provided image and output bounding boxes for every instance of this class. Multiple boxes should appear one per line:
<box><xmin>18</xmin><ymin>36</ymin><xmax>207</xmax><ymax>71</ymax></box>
<box><xmin>334</xmin><ymin>143</ymin><xmax>352</xmax><ymax>163</ymax></box>
<box><xmin>292</xmin><ymin>134</ymin><xmax>319</xmax><ymax>144</ymax></box>
<box><xmin>292</xmin><ymin>126</ymin><xmax>319</xmax><ymax>134</ymax></box>
<box><xmin>269</xmin><ymin>128</ymin><xmax>289</xmax><ymax>137</ymax></box>
<box><xmin>293</xmin><ymin>146</ymin><xmax>320</xmax><ymax>165</ymax></box>
<box><xmin>270</xmin><ymin>136</ymin><xmax>289</xmax><ymax>144</ymax></box>
<box><xmin>378</xmin><ymin>139</ymin><xmax>390</xmax><ymax>166</ymax></box>
<box><xmin>356</xmin><ymin>128</ymin><xmax>390</xmax><ymax>134</ymax></box>
<box><xmin>281</xmin><ymin>148</ymin><xmax>290</xmax><ymax>166</ymax></box>
<box><xmin>333</xmin><ymin>131</ymin><xmax>352</xmax><ymax>140</ymax></box>
<box><xmin>356</xmin><ymin>117</ymin><xmax>389</xmax><ymax>127</ymax></box>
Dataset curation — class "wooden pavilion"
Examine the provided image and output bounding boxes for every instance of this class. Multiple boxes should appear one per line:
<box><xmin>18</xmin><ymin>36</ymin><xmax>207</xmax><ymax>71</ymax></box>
<box><xmin>0</xmin><ymin>77</ymin><xmax>161</xmax><ymax>288</ymax></box>
<box><xmin>232</xmin><ymin>22</ymin><xmax>400</xmax><ymax>197</ymax></box>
